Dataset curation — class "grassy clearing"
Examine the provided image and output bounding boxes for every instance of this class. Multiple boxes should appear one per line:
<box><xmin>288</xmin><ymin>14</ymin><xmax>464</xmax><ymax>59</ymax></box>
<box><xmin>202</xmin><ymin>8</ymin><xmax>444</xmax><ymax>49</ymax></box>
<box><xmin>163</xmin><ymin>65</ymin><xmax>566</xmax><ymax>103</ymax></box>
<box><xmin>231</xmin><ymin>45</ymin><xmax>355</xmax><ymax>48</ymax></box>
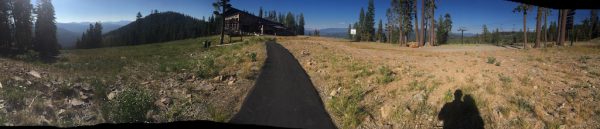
<box><xmin>0</xmin><ymin>35</ymin><xmax>270</xmax><ymax>126</ymax></box>
<box><xmin>206</xmin><ymin>104</ymin><xmax>231</xmax><ymax>122</ymax></box>
<box><xmin>327</xmin><ymin>83</ymin><xmax>366</xmax><ymax>129</ymax></box>
<box><xmin>107</xmin><ymin>87</ymin><xmax>156</xmax><ymax>123</ymax></box>
<box><xmin>54</xmin><ymin>36</ymin><xmax>271</xmax><ymax>78</ymax></box>
<box><xmin>1</xmin><ymin>80</ymin><xmax>30</xmax><ymax>111</ymax></box>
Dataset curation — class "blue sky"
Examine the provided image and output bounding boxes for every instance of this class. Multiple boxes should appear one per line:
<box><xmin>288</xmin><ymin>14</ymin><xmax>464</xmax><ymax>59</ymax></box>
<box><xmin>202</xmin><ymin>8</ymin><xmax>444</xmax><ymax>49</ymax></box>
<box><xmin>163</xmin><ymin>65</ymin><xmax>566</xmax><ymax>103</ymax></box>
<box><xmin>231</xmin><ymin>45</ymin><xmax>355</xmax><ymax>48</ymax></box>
<box><xmin>48</xmin><ymin>0</ymin><xmax>592</xmax><ymax>33</ymax></box>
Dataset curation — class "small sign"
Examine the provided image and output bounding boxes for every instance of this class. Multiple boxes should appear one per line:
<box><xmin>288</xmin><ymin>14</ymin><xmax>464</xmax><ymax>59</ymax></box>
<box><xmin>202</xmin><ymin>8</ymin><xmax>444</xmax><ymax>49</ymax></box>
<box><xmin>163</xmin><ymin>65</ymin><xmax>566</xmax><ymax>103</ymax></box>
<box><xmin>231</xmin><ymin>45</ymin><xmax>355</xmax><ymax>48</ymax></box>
<box><xmin>351</xmin><ymin>29</ymin><xmax>357</xmax><ymax>35</ymax></box>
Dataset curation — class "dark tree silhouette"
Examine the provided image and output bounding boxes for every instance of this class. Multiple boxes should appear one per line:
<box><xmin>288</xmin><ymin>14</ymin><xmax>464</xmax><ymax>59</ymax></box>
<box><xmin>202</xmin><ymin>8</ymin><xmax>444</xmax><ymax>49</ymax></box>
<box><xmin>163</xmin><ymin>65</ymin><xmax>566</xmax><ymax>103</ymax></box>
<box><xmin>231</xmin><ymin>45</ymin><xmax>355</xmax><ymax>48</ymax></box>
<box><xmin>258</xmin><ymin>6</ymin><xmax>263</xmax><ymax>18</ymax></box>
<box><xmin>513</xmin><ymin>4</ymin><xmax>530</xmax><ymax>49</ymax></box>
<box><xmin>34</xmin><ymin>0</ymin><xmax>59</xmax><ymax>61</ymax></box>
<box><xmin>534</xmin><ymin>6</ymin><xmax>542</xmax><ymax>48</ymax></box>
<box><xmin>213</xmin><ymin>0</ymin><xmax>231</xmax><ymax>45</ymax></box>
<box><xmin>12</xmin><ymin>0</ymin><xmax>34</xmax><ymax>54</ymax></box>
<box><xmin>414</xmin><ymin>0</ymin><xmax>420</xmax><ymax>46</ymax></box>
<box><xmin>103</xmin><ymin>12</ymin><xmax>213</xmax><ymax>47</ymax></box>
<box><xmin>436</xmin><ymin>13</ymin><xmax>452</xmax><ymax>44</ymax></box>
<box><xmin>365</xmin><ymin>0</ymin><xmax>375</xmax><ymax>41</ymax></box>
<box><xmin>377</xmin><ymin>19</ymin><xmax>385</xmax><ymax>42</ymax></box>
<box><xmin>298</xmin><ymin>13</ymin><xmax>305</xmax><ymax>35</ymax></box>
<box><xmin>357</xmin><ymin>8</ymin><xmax>365</xmax><ymax>41</ymax></box>
<box><xmin>0</xmin><ymin>0</ymin><xmax>12</xmax><ymax>56</ymax></box>
<box><xmin>76</xmin><ymin>23</ymin><xmax>102</xmax><ymax>49</ymax></box>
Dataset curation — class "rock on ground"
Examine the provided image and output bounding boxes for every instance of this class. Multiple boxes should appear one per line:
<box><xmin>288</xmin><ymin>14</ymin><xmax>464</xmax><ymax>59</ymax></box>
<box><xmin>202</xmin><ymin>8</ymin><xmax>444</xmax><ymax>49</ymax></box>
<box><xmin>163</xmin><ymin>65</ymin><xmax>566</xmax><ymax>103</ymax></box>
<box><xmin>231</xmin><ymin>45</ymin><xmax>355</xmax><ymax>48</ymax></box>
<box><xmin>28</xmin><ymin>70</ymin><xmax>42</xmax><ymax>78</ymax></box>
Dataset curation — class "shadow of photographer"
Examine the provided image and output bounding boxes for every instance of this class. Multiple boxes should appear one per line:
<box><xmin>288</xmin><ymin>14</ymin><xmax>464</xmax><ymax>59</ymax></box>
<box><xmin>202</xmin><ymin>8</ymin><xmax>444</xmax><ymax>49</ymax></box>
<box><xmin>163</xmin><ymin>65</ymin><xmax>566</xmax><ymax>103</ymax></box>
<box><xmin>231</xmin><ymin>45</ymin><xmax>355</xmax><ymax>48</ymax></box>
<box><xmin>438</xmin><ymin>89</ymin><xmax>484</xmax><ymax>129</ymax></box>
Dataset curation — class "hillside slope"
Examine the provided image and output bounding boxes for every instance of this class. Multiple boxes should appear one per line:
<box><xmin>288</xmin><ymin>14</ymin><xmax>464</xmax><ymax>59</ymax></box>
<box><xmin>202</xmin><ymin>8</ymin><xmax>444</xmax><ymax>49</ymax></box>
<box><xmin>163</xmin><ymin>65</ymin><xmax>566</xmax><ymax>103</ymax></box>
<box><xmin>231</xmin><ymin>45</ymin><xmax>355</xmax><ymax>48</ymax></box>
<box><xmin>0</xmin><ymin>36</ymin><xmax>271</xmax><ymax>126</ymax></box>
<box><xmin>103</xmin><ymin>12</ymin><xmax>212</xmax><ymax>47</ymax></box>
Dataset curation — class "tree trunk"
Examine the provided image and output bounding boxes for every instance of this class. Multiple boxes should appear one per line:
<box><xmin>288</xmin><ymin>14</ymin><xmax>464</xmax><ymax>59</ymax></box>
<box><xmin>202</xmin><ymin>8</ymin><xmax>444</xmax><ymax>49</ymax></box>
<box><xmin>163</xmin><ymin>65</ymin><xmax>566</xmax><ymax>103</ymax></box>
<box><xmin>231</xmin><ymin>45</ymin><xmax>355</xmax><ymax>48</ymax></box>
<box><xmin>220</xmin><ymin>8</ymin><xmax>226</xmax><ymax>45</ymax></box>
<box><xmin>535</xmin><ymin>7</ymin><xmax>542</xmax><ymax>48</ymax></box>
<box><xmin>523</xmin><ymin>12</ymin><xmax>528</xmax><ymax>49</ymax></box>
<box><xmin>430</xmin><ymin>2</ymin><xmax>435</xmax><ymax>46</ymax></box>
<box><xmin>420</xmin><ymin>0</ymin><xmax>426</xmax><ymax>47</ymax></box>
<box><xmin>543</xmin><ymin>8</ymin><xmax>548</xmax><ymax>47</ymax></box>
<box><xmin>399</xmin><ymin>18</ymin><xmax>404</xmax><ymax>46</ymax></box>
<box><xmin>414</xmin><ymin>0</ymin><xmax>420</xmax><ymax>46</ymax></box>
<box><xmin>557</xmin><ymin>10</ymin><xmax>562</xmax><ymax>46</ymax></box>
<box><xmin>559</xmin><ymin>9</ymin><xmax>568</xmax><ymax>46</ymax></box>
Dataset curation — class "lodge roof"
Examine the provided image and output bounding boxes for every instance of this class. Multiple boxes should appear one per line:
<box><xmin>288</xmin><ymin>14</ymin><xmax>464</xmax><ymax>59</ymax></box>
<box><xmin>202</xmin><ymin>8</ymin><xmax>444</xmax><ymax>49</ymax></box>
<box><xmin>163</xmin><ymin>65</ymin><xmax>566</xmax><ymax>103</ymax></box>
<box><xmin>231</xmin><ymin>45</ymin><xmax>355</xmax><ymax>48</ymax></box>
<box><xmin>223</xmin><ymin>7</ymin><xmax>286</xmax><ymax>27</ymax></box>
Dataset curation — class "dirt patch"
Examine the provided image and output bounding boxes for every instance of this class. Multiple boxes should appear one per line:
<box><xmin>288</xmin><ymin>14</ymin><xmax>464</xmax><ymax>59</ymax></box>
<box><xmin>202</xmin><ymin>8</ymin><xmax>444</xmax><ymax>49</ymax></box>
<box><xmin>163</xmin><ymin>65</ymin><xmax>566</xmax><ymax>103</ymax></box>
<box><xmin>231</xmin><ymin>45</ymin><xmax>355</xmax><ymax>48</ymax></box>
<box><xmin>278</xmin><ymin>36</ymin><xmax>600</xmax><ymax>129</ymax></box>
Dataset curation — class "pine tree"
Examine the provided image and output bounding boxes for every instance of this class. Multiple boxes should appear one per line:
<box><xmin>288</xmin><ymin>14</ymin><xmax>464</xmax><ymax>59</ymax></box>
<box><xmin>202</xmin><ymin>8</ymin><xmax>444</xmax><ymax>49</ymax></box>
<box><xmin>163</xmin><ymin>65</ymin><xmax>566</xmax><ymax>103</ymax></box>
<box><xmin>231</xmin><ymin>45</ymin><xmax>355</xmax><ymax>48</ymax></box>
<box><xmin>137</xmin><ymin>12</ymin><xmax>142</xmax><ymax>20</ymax></box>
<box><xmin>213</xmin><ymin>0</ymin><xmax>230</xmax><ymax>45</ymax></box>
<box><xmin>12</xmin><ymin>0</ymin><xmax>34</xmax><ymax>54</ymax></box>
<box><xmin>285</xmin><ymin>12</ymin><xmax>296</xmax><ymax>34</ymax></box>
<box><xmin>357</xmin><ymin>8</ymin><xmax>365</xmax><ymax>41</ymax></box>
<box><xmin>482</xmin><ymin>24</ymin><xmax>489</xmax><ymax>43</ymax></box>
<box><xmin>0</xmin><ymin>0</ymin><xmax>12</xmax><ymax>56</ymax></box>
<box><xmin>298</xmin><ymin>13</ymin><xmax>305</xmax><ymax>35</ymax></box>
<box><xmin>377</xmin><ymin>19</ymin><xmax>384</xmax><ymax>42</ymax></box>
<box><xmin>365</xmin><ymin>0</ymin><xmax>375</xmax><ymax>41</ymax></box>
<box><xmin>34</xmin><ymin>0</ymin><xmax>59</xmax><ymax>61</ymax></box>
<box><xmin>76</xmin><ymin>23</ymin><xmax>102</xmax><ymax>49</ymax></box>
<box><xmin>259</xmin><ymin>6</ymin><xmax>263</xmax><ymax>18</ymax></box>
<box><xmin>348</xmin><ymin>24</ymin><xmax>353</xmax><ymax>39</ymax></box>
<box><xmin>93</xmin><ymin>22</ymin><xmax>103</xmax><ymax>48</ymax></box>
<box><xmin>435</xmin><ymin>13</ymin><xmax>452</xmax><ymax>44</ymax></box>
<box><xmin>591</xmin><ymin>10</ymin><xmax>599</xmax><ymax>38</ymax></box>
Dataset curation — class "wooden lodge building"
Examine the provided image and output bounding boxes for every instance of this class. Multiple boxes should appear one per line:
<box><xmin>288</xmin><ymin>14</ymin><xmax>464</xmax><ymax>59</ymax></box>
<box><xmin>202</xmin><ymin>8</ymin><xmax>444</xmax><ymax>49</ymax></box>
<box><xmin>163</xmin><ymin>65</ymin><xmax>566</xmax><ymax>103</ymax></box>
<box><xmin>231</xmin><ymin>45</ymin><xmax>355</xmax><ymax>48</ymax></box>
<box><xmin>223</xmin><ymin>7</ymin><xmax>295</xmax><ymax>36</ymax></box>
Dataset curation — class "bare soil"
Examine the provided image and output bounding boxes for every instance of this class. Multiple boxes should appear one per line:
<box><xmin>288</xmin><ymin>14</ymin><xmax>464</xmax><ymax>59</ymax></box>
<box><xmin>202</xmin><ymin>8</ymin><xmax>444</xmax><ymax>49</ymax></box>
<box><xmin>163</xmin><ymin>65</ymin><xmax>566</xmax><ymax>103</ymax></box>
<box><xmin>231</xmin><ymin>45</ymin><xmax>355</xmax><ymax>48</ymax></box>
<box><xmin>278</xmin><ymin>36</ymin><xmax>600</xmax><ymax>129</ymax></box>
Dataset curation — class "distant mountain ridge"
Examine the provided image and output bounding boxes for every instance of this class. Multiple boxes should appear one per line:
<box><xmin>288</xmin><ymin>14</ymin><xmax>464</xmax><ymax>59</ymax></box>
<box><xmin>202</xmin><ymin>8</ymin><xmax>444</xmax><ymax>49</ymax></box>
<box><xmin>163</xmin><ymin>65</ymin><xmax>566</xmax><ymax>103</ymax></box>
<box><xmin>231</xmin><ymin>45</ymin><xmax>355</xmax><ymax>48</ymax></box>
<box><xmin>57</xmin><ymin>21</ymin><xmax>130</xmax><ymax>34</ymax></box>
<box><xmin>57</xmin><ymin>21</ymin><xmax>130</xmax><ymax>49</ymax></box>
<box><xmin>102</xmin><ymin>11</ymin><xmax>212</xmax><ymax>47</ymax></box>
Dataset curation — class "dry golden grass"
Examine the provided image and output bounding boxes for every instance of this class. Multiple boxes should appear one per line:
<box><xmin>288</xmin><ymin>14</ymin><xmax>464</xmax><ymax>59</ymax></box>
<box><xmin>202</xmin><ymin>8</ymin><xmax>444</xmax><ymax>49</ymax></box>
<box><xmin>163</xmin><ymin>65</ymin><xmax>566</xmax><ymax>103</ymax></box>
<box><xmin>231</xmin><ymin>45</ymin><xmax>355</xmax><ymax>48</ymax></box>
<box><xmin>278</xmin><ymin>36</ymin><xmax>600</xmax><ymax>129</ymax></box>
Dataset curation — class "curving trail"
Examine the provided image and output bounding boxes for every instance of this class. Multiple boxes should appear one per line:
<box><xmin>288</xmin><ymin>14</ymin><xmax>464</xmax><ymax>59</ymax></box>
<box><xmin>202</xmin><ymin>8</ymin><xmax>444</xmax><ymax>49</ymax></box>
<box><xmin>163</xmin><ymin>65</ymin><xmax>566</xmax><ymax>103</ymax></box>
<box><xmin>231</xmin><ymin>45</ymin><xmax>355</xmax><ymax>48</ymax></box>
<box><xmin>229</xmin><ymin>41</ymin><xmax>337</xmax><ymax>129</ymax></box>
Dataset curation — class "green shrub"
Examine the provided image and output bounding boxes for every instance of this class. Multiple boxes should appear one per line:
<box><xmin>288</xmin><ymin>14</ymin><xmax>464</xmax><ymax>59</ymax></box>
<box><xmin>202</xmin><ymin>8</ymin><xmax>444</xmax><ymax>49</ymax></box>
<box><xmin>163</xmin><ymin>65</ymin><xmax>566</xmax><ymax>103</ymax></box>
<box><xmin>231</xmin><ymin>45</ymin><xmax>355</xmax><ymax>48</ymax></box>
<box><xmin>495</xmin><ymin>61</ymin><xmax>501</xmax><ymax>66</ymax></box>
<box><xmin>15</xmin><ymin>50</ymin><xmax>39</xmax><ymax>62</ymax></box>
<box><xmin>91</xmin><ymin>79</ymin><xmax>108</xmax><ymax>102</ymax></box>
<box><xmin>207</xmin><ymin>104</ymin><xmax>230</xmax><ymax>122</ymax></box>
<box><xmin>498</xmin><ymin>73</ymin><xmax>512</xmax><ymax>87</ymax></box>
<box><xmin>408</xmin><ymin>80</ymin><xmax>426</xmax><ymax>91</ymax></box>
<box><xmin>510</xmin><ymin>97</ymin><xmax>533</xmax><ymax>113</ymax></box>
<box><xmin>327</xmin><ymin>84</ymin><xmax>366</xmax><ymax>129</ymax></box>
<box><xmin>197</xmin><ymin>55</ymin><xmax>219</xmax><ymax>78</ymax></box>
<box><xmin>248</xmin><ymin>52</ymin><xmax>257</xmax><ymax>62</ymax></box>
<box><xmin>442</xmin><ymin>90</ymin><xmax>453</xmax><ymax>102</ymax></box>
<box><xmin>377</xmin><ymin>66</ymin><xmax>394</xmax><ymax>84</ymax></box>
<box><xmin>487</xmin><ymin>57</ymin><xmax>496</xmax><ymax>64</ymax></box>
<box><xmin>579</xmin><ymin>55</ymin><xmax>591</xmax><ymax>64</ymax></box>
<box><xmin>2</xmin><ymin>81</ymin><xmax>29</xmax><ymax>110</ymax></box>
<box><xmin>109</xmin><ymin>88</ymin><xmax>155</xmax><ymax>123</ymax></box>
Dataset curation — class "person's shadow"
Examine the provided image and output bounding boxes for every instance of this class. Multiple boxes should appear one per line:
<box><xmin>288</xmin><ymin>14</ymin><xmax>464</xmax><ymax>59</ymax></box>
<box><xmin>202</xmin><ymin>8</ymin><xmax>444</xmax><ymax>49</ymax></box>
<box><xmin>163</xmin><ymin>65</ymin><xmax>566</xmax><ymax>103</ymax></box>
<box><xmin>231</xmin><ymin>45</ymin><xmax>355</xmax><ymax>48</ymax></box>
<box><xmin>438</xmin><ymin>89</ymin><xmax>484</xmax><ymax>129</ymax></box>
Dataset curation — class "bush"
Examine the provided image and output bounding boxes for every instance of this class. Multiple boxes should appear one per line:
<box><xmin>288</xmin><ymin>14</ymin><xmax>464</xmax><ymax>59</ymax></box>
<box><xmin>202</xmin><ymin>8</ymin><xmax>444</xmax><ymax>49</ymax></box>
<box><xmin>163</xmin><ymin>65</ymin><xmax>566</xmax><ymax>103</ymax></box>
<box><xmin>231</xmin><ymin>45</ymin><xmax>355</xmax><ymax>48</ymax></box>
<box><xmin>248</xmin><ymin>52</ymin><xmax>257</xmax><ymax>62</ymax></box>
<box><xmin>579</xmin><ymin>55</ymin><xmax>591</xmax><ymax>64</ymax></box>
<box><xmin>109</xmin><ymin>88</ymin><xmax>155</xmax><ymax>123</ymax></box>
<box><xmin>2</xmin><ymin>81</ymin><xmax>29</xmax><ymax>111</ymax></box>
<box><xmin>197</xmin><ymin>55</ymin><xmax>219</xmax><ymax>78</ymax></box>
<box><xmin>15</xmin><ymin>50</ymin><xmax>39</xmax><ymax>62</ymax></box>
<box><xmin>498</xmin><ymin>73</ymin><xmax>512</xmax><ymax>87</ymax></box>
<box><xmin>377</xmin><ymin>66</ymin><xmax>394</xmax><ymax>84</ymax></box>
<box><xmin>486</xmin><ymin>57</ymin><xmax>496</xmax><ymax>64</ymax></box>
<box><xmin>327</xmin><ymin>84</ymin><xmax>366</xmax><ymax>129</ymax></box>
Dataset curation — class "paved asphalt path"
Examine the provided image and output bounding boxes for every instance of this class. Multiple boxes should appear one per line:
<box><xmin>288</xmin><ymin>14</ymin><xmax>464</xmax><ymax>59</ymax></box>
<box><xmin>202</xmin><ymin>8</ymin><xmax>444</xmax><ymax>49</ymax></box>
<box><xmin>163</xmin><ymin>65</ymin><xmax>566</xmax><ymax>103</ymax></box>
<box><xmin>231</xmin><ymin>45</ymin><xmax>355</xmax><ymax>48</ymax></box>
<box><xmin>229</xmin><ymin>41</ymin><xmax>337</xmax><ymax>129</ymax></box>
